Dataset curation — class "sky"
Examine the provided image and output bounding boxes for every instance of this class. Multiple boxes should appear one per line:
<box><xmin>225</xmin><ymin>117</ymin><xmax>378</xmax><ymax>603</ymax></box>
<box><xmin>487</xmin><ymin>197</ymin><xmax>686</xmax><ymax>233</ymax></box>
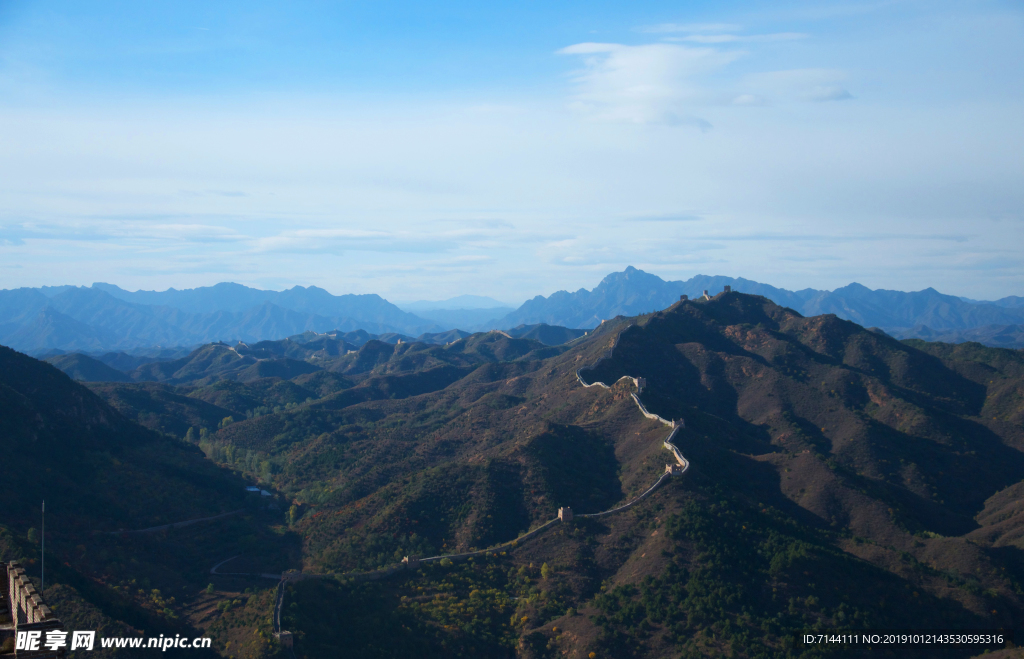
<box><xmin>0</xmin><ymin>0</ymin><xmax>1021</xmax><ymax>304</ymax></box>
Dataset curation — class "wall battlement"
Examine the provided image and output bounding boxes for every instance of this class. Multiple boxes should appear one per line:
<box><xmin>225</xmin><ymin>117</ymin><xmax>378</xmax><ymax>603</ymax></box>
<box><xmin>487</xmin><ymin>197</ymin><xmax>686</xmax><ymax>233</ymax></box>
<box><xmin>2</xmin><ymin>562</ymin><xmax>66</xmax><ymax>657</ymax></box>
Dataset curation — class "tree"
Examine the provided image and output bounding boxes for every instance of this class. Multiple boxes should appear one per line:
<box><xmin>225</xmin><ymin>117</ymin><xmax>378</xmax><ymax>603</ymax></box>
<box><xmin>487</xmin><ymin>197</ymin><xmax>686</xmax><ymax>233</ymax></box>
<box><xmin>541</xmin><ymin>562</ymin><xmax>551</xmax><ymax>579</ymax></box>
<box><xmin>27</xmin><ymin>528</ymin><xmax>39</xmax><ymax>544</ymax></box>
<box><xmin>184</xmin><ymin>427</ymin><xmax>197</xmax><ymax>443</ymax></box>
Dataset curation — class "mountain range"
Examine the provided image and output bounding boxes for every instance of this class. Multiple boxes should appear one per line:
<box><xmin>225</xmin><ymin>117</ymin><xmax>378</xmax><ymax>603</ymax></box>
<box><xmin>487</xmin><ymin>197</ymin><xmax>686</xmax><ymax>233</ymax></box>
<box><xmin>2</xmin><ymin>269</ymin><xmax>1021</xmax><ymax>355</ymax></box>
<box><xmin>501</xmin><ymin>267</ymin><xmax>1024</xmax><ymax>340</ymax></box>
<box><xmin>2</xmin><ymin>291</ymin><xmax>1024</xmax><ymax>657</ymax></box>
<box><xmin>8</xmin><ymin>290</ymin><xmax>1021</xmax><ymax>657</ymax></box>
<box><xmin>0</xmin><ymin>284</ymin><xmax>441</xmax><ymax>354</ymax></box>
<box><xmin>43</xmin><ymin>324</ymin><xmax>586</xmax><ymax>387</ymax></box>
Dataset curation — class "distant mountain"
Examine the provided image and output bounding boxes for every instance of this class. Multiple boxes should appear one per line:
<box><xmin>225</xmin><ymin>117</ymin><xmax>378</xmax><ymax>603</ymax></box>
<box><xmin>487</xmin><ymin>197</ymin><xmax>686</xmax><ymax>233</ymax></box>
<box><xmin>496</xmin><ymin>267</ymin><xmax>1024</xmax><ymax>347</ymax></box>
<box><xmin>995</xmin><ymin>295</ymin><xmax>1024</xmax><ymax>308</ymax></box>
<box><xmin>95</xmin><ymin>282</ymin><xmax>436</xmax><ymax>329</ymax></box>
<box><xmin>3</xmin><ymin>273</ymin><xmax>1021</xmax><ymax>354</ymax></box>
<box><xmin>497</xmin><ymin>267</ymin><xmax>807</xmax><ymax>329</ymax></box>
<box><xmin>95</xmin><ymin>282</ymin><xmax>438</xmax><ymax>333</ymax></box>
<box><xmin>797</xmin><ymin>283</ymin><xmax>1024</xmax><ymax>332</ymax></box>
<box><xmin>4</xmin><ymin>306</ymin><xmax>121</xmax><ymax>352</ymax></box>
<box><xmin>0</xmin><ymin>284</ymin><xmax>442</xmax><ymax>354</ymax></box>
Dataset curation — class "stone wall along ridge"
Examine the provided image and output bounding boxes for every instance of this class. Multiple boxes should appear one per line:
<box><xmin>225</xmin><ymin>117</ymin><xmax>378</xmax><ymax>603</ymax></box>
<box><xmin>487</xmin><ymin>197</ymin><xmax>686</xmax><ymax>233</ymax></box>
<box><xmin>267</xmin><ymin>321</ymin><xmax>690</xmax><ymax>640</ymax></box>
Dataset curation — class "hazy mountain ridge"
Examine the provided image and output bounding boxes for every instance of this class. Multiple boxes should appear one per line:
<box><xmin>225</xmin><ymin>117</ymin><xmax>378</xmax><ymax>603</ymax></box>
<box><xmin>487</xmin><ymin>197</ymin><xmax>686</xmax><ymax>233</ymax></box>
<box><xmin>4</xmin><ymin>271</ymin><xmax>1021</xmax><ymax>355</ymax></box>
<box><xmin>0</xmin><ymin>284</ymin><xmax>443</xmax><ymax>354</ymax></box>
<box><xmin>497</xmin><ymin>267</ymin><xmax>1024</xmax><ymax>346</ymax></box>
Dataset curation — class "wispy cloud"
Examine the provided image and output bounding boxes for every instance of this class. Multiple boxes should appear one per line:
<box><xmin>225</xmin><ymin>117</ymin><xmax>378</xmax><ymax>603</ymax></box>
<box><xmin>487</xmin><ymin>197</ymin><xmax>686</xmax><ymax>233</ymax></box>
<box><xmin>558</xmin><ymin>31</ymin><xmax>850</xmax><ymax>126</ymax></box>
<box><xmin>557</xmin><ymin>42</ymin><xmax>740</xmax><ymax>126</ymax></box>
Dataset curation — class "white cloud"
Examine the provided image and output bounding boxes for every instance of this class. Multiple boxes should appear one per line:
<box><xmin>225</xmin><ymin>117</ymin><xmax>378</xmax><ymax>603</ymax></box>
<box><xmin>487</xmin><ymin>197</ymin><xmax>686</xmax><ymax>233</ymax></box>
<box><xmin>557</xmin><ymin>42</ymin><xmax>741</xmax><ymax>125</ymax></box>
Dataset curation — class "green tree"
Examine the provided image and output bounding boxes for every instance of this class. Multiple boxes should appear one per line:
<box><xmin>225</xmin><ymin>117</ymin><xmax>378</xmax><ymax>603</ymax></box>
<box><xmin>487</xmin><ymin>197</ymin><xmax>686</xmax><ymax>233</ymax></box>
<box><xmin>184</xmin><ymin>427</ymin><xmax>197</xmax><ymax>443</ymax></box>
<box><xmin>26</xmin><ymin>528</ymin><xmax>39</xmax><ymax>544</ymax></box>
<box><xmin>218</xmin><ymin>416</ymin><xmax>235</xmax><ymax>429</ymax></box>
<box><xmin>541</xmin><ymin>562</ymin><xmax>551</xmax><ymax>579</ymax></box>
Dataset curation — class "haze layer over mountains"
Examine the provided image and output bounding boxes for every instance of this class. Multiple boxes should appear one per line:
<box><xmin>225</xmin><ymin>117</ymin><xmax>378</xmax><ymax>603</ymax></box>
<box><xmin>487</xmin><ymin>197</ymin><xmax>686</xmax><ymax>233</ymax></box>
<box><xmin>2</xmin><ymin>267</ymin><xmax>1022</xmax><ymax>355</ymax></box>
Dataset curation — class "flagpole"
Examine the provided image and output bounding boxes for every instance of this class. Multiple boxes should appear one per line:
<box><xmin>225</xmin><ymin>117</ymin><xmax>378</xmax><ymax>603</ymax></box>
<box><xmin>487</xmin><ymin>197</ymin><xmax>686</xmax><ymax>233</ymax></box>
<box><xmin>41</xmin><ymin>500</ymin><xmax>45</xmax><ymax>592</ymax></box>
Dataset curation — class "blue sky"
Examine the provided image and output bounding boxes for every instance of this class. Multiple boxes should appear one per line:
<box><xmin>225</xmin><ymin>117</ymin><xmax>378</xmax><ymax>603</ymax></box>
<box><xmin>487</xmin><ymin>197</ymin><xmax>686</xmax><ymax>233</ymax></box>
<box><xmin>0</xmin><ymin>0</ymin><xmax>1021</xmax><ymax>303</ymax></box>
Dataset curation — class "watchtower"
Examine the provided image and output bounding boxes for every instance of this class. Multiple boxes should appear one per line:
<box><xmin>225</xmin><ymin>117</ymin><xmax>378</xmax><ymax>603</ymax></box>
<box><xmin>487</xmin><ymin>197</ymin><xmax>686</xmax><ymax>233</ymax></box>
<box><xmin>665</xmin><ymin>464</ymin><xmax>685</xmax><ymax>476</ymax></box>
<box><xmin>402</xmin><ymin>556</ymin><xmax>421</xmax><ymax>569</ymax></box>
<box><xmin>702</xmin><ymin>290</ymin><xmax>710</xmax><ymax>300</ymax></box>
<box><xmin>558</xmin><ymin>507</ymin><xmax>573</xmax><ymax>523</ymax></box>
<box><xmin>723</xmin><ymin>285</ymin><xmax>731</xmax><ymax>293</ymax></box>
<box><xmin>679</xmin><ymin>294</ymin><xmax>688</xmax><ymax>302</ymax></box>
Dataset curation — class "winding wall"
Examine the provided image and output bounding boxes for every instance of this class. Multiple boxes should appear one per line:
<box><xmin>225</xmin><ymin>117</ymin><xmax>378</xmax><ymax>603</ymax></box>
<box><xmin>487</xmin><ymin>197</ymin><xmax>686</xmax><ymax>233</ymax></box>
<box><xmin>263</xmin><ymin>324</ymin><xmax>689</xmax><ymax>646</ymax></box>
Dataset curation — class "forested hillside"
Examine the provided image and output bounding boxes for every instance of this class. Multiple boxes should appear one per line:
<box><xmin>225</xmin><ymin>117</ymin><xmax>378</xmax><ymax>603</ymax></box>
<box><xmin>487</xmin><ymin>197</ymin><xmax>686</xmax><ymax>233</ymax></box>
<box><xmin>4</xmin><ymin>292</ymin><xmax>1024</xmax><ymax>657</ymax></box>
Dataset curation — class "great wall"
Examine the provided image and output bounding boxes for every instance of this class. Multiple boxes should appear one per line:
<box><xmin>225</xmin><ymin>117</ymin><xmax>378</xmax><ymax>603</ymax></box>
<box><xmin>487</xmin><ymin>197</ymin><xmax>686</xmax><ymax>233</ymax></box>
<box><xmin>0</xmin><ymin>291</ymin><xmax>710</xmax><ymax>654</ymax></box>
<box><xmin>264</xmin><ymin>319</ymin><xmax>691</xmax><ymax>646</ymax></box>
<box><xmin>0</xmin><ymin>306</ymin><xmax>699</xmax><ymax>654</ymax></box>
<box><xmin>1</xmin><ymin>561</ymin><xmax>65</xmax><ymax>657</ymax></box>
